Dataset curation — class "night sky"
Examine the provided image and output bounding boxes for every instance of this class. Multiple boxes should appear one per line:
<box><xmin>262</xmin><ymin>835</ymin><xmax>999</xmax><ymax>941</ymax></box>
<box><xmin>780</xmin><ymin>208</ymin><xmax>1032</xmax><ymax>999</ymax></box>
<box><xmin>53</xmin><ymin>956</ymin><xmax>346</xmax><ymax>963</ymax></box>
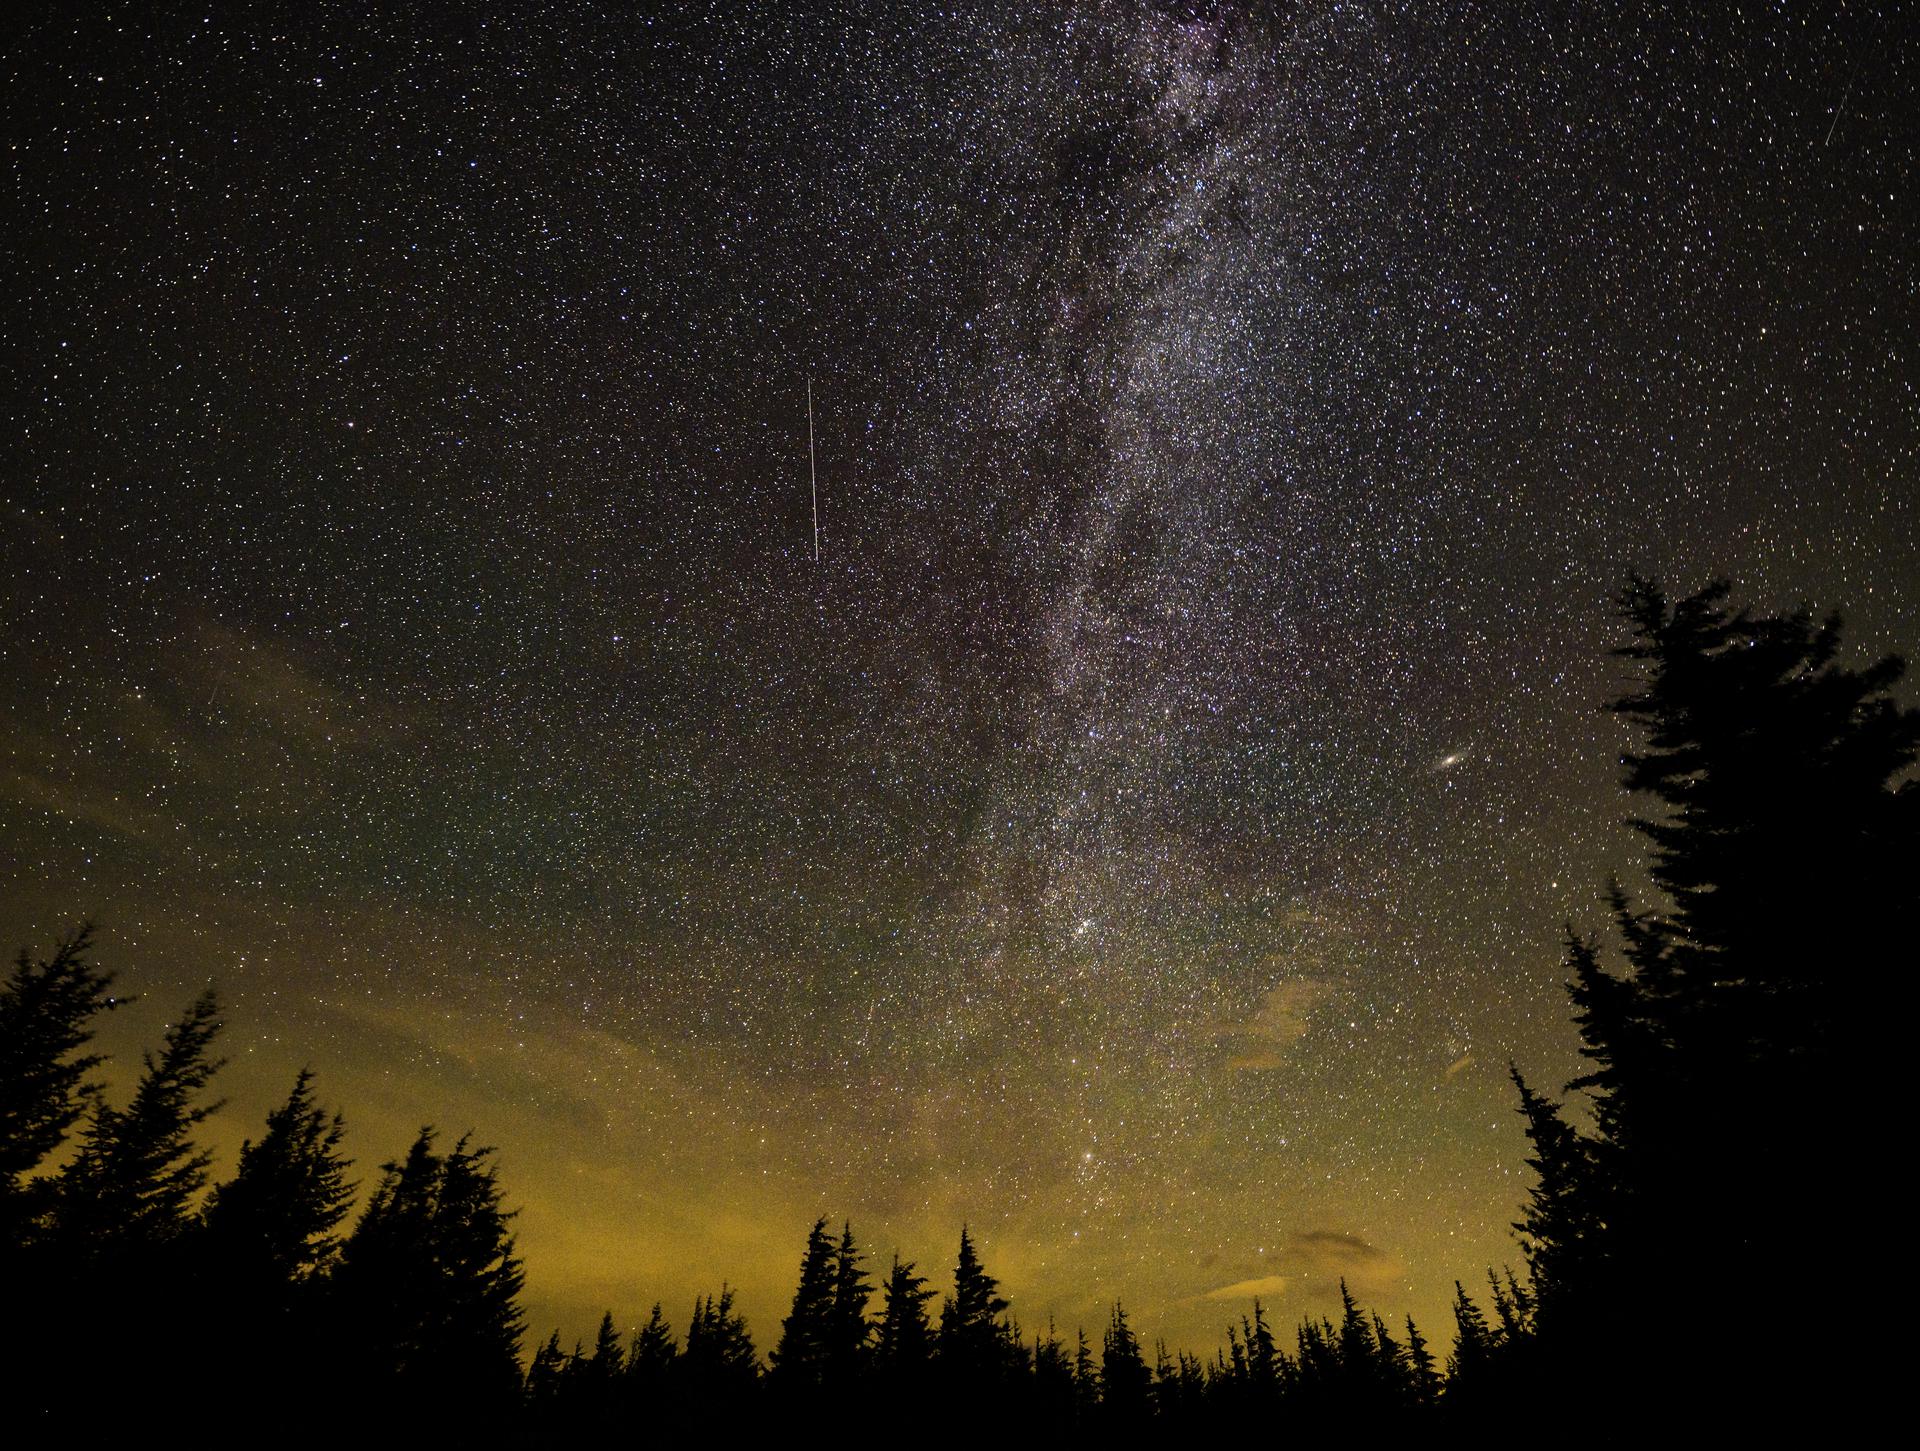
<box><xmin>4</xmin><ymin>4</ymin><xmax>1913</xmax><ymax>1352</ymax></box>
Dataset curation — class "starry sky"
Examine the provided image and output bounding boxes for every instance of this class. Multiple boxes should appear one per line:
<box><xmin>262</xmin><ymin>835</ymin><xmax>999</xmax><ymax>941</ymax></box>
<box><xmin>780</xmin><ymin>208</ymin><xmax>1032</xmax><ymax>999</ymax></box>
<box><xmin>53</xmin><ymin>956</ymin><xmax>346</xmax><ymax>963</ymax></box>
<box><xmin>4</xmin><ymin>3</ymin><xmax>1914</xmax><ymax>1353</ymax></box>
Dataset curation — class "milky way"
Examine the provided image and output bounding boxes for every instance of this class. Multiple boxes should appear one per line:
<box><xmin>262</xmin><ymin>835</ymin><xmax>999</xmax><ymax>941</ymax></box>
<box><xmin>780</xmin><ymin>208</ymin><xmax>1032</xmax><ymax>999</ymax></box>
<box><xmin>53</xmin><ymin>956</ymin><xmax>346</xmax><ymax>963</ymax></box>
<box><xmin>4</xmin><ymin>3</ymin><xmax>1913</xmax><ymax>1350</ymax></box>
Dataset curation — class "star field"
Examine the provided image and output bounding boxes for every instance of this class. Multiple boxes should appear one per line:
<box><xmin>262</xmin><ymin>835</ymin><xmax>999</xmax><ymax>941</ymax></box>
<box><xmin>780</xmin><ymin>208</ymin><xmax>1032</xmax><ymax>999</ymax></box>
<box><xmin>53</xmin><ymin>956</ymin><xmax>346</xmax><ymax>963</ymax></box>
<box><xmin>3</xmin><ymin>3</ymin><xmax>1914</xmax><ymax>1352</ymax></box>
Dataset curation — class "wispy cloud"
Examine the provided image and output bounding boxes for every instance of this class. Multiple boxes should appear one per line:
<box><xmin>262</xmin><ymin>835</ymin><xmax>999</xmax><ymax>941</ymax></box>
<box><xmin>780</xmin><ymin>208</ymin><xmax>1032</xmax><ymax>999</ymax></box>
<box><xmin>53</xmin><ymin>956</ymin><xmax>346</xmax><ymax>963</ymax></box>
<box><xmin>1204</xmin><ymin>1273</ymin><xmax>1290</xmax><ymax>1301</ymax></box>
<box><xmin>1223</xmin><ymin>978</ymin><xmax>1336</xmax><ymax>1070</ymax></box>
<box><xmin>1200</xmin><ymin>1230</ymin><xmax>1404</xmax><ymax>1306</ymax></box>
<box><xmin>1</xmin><ymin>616</ymin><xmax>408</xmax><ymax>846</ymax></box>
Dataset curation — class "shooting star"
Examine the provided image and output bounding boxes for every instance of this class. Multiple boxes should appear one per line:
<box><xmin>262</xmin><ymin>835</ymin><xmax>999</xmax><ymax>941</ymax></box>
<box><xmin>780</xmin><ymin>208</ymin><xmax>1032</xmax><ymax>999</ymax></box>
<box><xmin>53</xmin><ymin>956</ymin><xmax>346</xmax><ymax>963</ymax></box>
<box><xmin>808</xmin><ymin>378</ymin><xmax>819</xmax><ymax>562</ymax></box>
<box><xmin>1823</xmin><ymin>67</ymin><xmax>1853</xmax><ymax>146</ymax></box>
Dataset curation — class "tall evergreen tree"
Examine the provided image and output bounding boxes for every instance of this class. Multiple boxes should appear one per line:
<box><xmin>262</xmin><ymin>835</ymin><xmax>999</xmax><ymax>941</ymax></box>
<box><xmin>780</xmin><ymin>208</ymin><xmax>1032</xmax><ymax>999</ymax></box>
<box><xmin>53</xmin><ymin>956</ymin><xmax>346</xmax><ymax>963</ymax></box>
<box><xmin>875</xmin><ymin>1253</ymin><xmax>936</xmax><ymax>1371</ymax></box>
<box><xmin>1509</xmin><ymin>579</ymin><xmax>1918</xmax><ymax>1411</ymax></box>
<box><xmin>1404</xmin><ymin>1316</ymin><xmax>1441</xmax><ymax>1407</ymax></box>
<box><xmin>331</xmin><ymin>1128</ymin><xmax>526</xmax><ymax>1421</ymax></box>
<box><xmin>556</xmin><ymin>1310</ymin><xmax>624</xmax><ymax>1428</ymax></box>
<box><xmin>770</xmin><ymin>1217</ymin><xmax>837</xmax><ymax>1390</ymax></box>
<box><xmin>1100</xmin><ymin>1302</ymin><xmax>1152</xmax><ymax>1423</ymax></box>
<box><xmin>1371</xmin><ymin>1313</ymin><xmax>1410</xmax><ymax>1405</ymax></box>
<box><xmin>826</xmin><ymin>1221</ymin><xmax>874</xmax><ymax>1381</ymax></box>
<box><xmin>1032</xmin><ymin>1318</ymin><xmax>1075</xmax><ymax>1433</ymax></box>
<box><xmin>201</xmin><ymin>1068</ymin><xmax>353</xmax><ymax>1284</ymax></box>
<box><xmin>624</xmin><ymin>1301</ymin><xmax>678</xmax><ymax>1408</ymax></box>
<box><xmin>196</xmin><ymin>1068</ymin><xmax>354</xmax><ymax>1431</ymax></box>
<box><xmin>525</xmin><ymin>1330</ymin><xmax>567</xmax><ymax>1410</ymax></box>
<box><xmin>1336</xmin><ymin>1279</ymin><xmax>1377</xmax><ymax>1398</ymax></box>
<box><xmin>1609</xmin><ymin>578</ymin><xmax>1917</xmax><ymax>1050</ymax></box>
<box><xmin>1244</xmin><ymin>1299</ymin><xmax>1282</xmax><ymax>1408</ymax></box>
<box><xmin>679</xmin><ymin>1285</ymin><xmax>759</xmax><ymax>1425</ymax></box>
<box><xmin>0</xmin><ymin>923</ymin><xmax>121</xmax><ymax>1248</ymax></box>
<box><xmin>17</xmin><ymin>987</ymin><xmax>224</xmax><ymax>1427</ymax></box>
<box><xmin>1444</xmin><ymin>1282</ymin><xmax>1493</xmax><ymax>1396</ymax></box>
<box><xmin>1507</xmin><ymin>1063</ymin><xmax>1602</xmax><ymax>1330</ymax></box>
<box><xmin>1071</xmin><ymin>1326</ymin><xmax>1099</xmax><ymax>1428</ymax></box>
<box><xmin>54</xmin><ymin>987</ymin><xmax>224</xmax><ymax>1256</ymax></box>
<box><xmin>1294</xmin><ymin>1317</ymin><xmax>1339</xmax><ymax>1405</ymax></box>
<box><xmin>938</xmin><ymin>1226</ymin><xmax>1009</xmax><ymax>1385</ymax></box>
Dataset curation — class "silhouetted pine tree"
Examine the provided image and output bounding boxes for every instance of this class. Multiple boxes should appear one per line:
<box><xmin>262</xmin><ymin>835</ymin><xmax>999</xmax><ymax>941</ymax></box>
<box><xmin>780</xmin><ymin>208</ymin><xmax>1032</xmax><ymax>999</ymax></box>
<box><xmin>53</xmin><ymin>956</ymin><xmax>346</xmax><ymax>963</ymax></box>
<box><xmin>1019</xmin><ymin>1318</ymin><xmax>1065</xmax><ymax>1431</ymax></box>
<box><xmin>1484</xmin><ymin>1266</ymin><xmax>1533</xmax><ymax>1359</ymax></box>
<box><xmin>678</xmin><ymin>1286</ymin><xmax>759</xmax><ymax>1429</ymax></box>
<box><xmin>0</xmin><ymin>924</ymin><xmax>121</xmax><ymax>1253</ymax></box>
<box><xmin>1443</xmin><ymin>1281</ymin><xmax>1494</xmax><ymax>1407</ymax></box>
<box><xmin>1336</xmin><ymin>1280</ymin><xmax>1380</xmax><ymax>1402</ymax></box>
<box><xmin>1244</xmin><ymin>1299</ymin><xmax>1283</xmax><ymax>1417</ymax></box>
<box><xmin>331</xmin><ymin>1128</ymin><xmax>526</xmax><ymax>1424</ymax></box>
<box><xmin>1157</xmin><ymin>1345</ymin><xmax>1207</xmax><ymax>1426</ymax></box>
<box><xmin>826</xmin><ymin>1221</ymin><xmax>873</xmax><ymax>1384</ymax></box>
<box><xmin>53</xmin><ymin>987</ymin><xmax>224</xmax><ymax>1257</ymax></box>
<box><xmin>623</xmin><ymin>1301</ymin><xmax>677</xmax><ymax>1413</ymax></box>
<box><xmin>525</xmin><ymin>1331</ymin><xmax>567</xmax><ymax>1415</ymax></box>
<box><xmin>201</xmin><ymin>1068</ymin><xmax>353</xmax><ymax>1284</ymax></box>
<box><xmin>1071</xmin><ymin>1326</ymin><xmax>1099</xmax><ymax>1429</ymax></box>
<box><xmin>1371</xmin><ymin>1313</ymin><xmax>1410</xmax><ymax>1407</ymax></box>
<box><xmin>1608</xmin><ymin>578</ymin><xmax>1916</xmax><ymax>1056</ymax></box>
<box><xmin>1507</xmin><ymin>1062</ymin><xmax>1602</xmax><ymax>1334</ymax></box>
<box><xmin>21</xmin><ymin>988</ymin><xmax>224</xmax><ymax>1423</ymax></box>
<box><xmin>938</xmin><ymin>1226</ymin><xmax>1009</xmax><ymax>1391</ymax></box>
<box><xmin>0</xmin><ymin>925</ymin><xmax>126</xmax><ymax>1420</ymax></box>
<box><xmin>875</xmin><ymin>1253</ymin><xmax>936</xmax><ymax>1369</ymax></box>
<box><xmin>770</xmin><ymin>1217</ymin><xmax>836</xmax><ymax>1394</ymax></box>
<box><xmin>996</xmin><ymin>1314</ymin><xmax>1036</xmax><ymax>1417</ymax></box>
<box><xmin>197</xmin><ymin>1068</ymin><xmax>354</xmax><ymax>1429</ymax></box>
<box><xmin>1510</xmin><ymin>579</ymin><xmax>1917</xmax><ymax>1412</ymax></box>
<box><xmin>1404</xmin><ymin>1316</ymin><xmax>1440</xmax><ymax>1407</ymax></box>
<box><xmin>1100</xmin><ymin>1302</ymin><xmax>1152</xmax><ymax>1424</ymax></box>
<box><xmin>535</xmin><ymin>1309</ymin><xmax>626</xmax><ymax>1431</ymax></box>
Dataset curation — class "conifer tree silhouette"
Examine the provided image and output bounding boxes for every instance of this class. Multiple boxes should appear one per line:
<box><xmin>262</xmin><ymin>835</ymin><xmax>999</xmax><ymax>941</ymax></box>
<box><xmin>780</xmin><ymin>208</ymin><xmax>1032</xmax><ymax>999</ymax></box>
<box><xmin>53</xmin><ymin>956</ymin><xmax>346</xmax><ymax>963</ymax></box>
<box><xmin>624</xmin><ymin>1300</ymin><xmax>678</xmax><ymax>1407</ymax></box>
<box><xmin>0</xmin><ymin>923</ymin><xmax>121</xmax><ymax>1252</ymax></box>
<box><xmin>871</xmin><ymin>1251</ymin><xmax>935</xmax><ymax>1420</ymax></box>
<box><xmin>1336</xmin><ymin>1280</ymin><xmax>1378</xmax><ymax>1400</ymax></box>
<box><xmin>1031</xmin><ymin>1318</ymin><xmax>1075</xmax><ymax>1432</ymax></box>
<box><xmin>679</xmin><ymin>1285</ymin><xmax>759</xmax><ymax>1428</ymax></box>
<box><xmin>1444</xmin><ymin>1281</ymin><xmax>1493</xmax><ymax>1399</ymax></box>
<box><xmin>202</xmin><ymin>1068</ymin><xmax>353</xmax><ymax>1283</ymax></box>
<box><xmin>27</xmin><ymin>987</ymin><xmax>225</xmax><ymax>1424</ymax></box>
<box><xmin>54</xmin><ymin>987</ymin><xmax>224</xmax><ymax>1256</ymax></box>
<box><xmin>1509</xmin><ymin>579</ymin><xmax>1917</xmax><ymax>1413</ymax></box>
<box><xmin>551</xmin><ymin>1309</ymin><xmax>624</xmax><ymax>1428</ymax></box>
<box><xmin>526</xmin><ymin>1330</ymin><xmax>567</xmax><ymax>1412</ymax></box>
<box><xmin>1371</xmin><ymin>1313</ymin><xmax>1410</xmax><ymax>1406</ymax></box>
<box><xmin>827</xmin><ymin>1220</ymin><xmax>874</xmax><ymax>1382</ymax></box>
<box><xmin>1100</xmin><ymin>1301</ymin><xmax>1152</xmax><ymax>1423</ymax></box>
<box><xmin>0</xmin><ymin>924</ymin><xmax>126</xmax><ymax>1411</ymax></box>
<box><xmin>197</xmin><ymin>1068</ymin><xmax>354</xmax><ymax>1429</ymax></box>
<box><xmin>1244</xmin><ymin>1298</ymin><xmax>1281</xmax><ymax>1404</ymax></box>
<box><xmin>1404</xmin><ymin>1316</ymin><xmax>1441</xmax><ymax>1407</ymax></box>
<box><xmin>770</xmin><ymin>1217</ymin><xmax>836</xmax><ymax>1392</ymax></box>
<box><xmin>331</xmin><ymin>1128</ymin><xmax>526</xmax><ymax>1424</ymax></box>
<box><xmin>875</xmin><ymin>1253</ymin><xmax>936</xmax><ymax>1370</ymax></box>
<box><xmin>938</xmin><ymin>1225</ymin><xmax>1009</xmax><ymax>1389</ymax></box>
<box><xmin>1507</xmin><ymin>1061</ymin><xmax>1601</xmax><ymax>1334</ymax></box>
<box><xmin>1071</xmin><ymin>1326</ymin><xmax>1099</xmax><ymax>1429</ymax></box>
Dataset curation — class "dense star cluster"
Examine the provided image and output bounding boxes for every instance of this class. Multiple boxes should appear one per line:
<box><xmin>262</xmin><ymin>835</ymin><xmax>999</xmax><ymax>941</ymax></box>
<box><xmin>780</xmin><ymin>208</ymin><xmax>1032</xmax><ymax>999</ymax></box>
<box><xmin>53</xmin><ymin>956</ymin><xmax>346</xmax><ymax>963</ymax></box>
<box><xmin>3</xmin><ymin>3</ymin><xmax>1912</xmax><ymax>1351</ymax></box>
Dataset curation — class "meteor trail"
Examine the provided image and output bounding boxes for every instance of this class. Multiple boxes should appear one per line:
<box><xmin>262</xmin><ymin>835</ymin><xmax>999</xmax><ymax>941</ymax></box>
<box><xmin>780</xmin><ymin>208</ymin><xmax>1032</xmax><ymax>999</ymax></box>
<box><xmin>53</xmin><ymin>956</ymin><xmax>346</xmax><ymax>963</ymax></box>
<box><xmin>808</xmin><ymin>378</ymin><xmax>819</xmax><ymax>562</ymax></box>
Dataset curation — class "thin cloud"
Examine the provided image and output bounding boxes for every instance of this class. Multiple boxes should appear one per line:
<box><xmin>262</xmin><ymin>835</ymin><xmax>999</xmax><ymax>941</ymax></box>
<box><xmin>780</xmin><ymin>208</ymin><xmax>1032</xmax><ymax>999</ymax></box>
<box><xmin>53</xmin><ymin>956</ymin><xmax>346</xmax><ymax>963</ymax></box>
<box><xmin>1204</xmin><ymin>1274</ymin><xmax>1290</xmax><ymax>1302</ymax></box>
<box><xmin>1199</xmin><ymin>1230</ymin><xmax>1403</xmax><ymax>1307</ymax></box>
<box><xmin>1224</xmin><ymin>978</ymin><xmax>1336</xmax><ymax>1070</ymax></box>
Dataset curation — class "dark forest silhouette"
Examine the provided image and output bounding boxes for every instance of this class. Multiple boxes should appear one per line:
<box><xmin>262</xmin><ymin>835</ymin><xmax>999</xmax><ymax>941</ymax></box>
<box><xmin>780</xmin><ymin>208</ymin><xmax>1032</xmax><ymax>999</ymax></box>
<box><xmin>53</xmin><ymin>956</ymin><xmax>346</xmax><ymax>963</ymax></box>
<box><xmin>4</xmin><ymin>580</ymin><xmax>1912</xmax><ymax>1439</ymax></box>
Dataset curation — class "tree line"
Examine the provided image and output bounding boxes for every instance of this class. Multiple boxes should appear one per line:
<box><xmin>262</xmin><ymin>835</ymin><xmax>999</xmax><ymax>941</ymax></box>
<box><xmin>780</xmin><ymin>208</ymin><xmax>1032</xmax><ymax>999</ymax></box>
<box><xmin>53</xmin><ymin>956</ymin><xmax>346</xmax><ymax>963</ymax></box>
<box><xmin>3</xmin><ymin>578</ymin><xmax>1909</xmax><ymax>1437</ymax></box>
